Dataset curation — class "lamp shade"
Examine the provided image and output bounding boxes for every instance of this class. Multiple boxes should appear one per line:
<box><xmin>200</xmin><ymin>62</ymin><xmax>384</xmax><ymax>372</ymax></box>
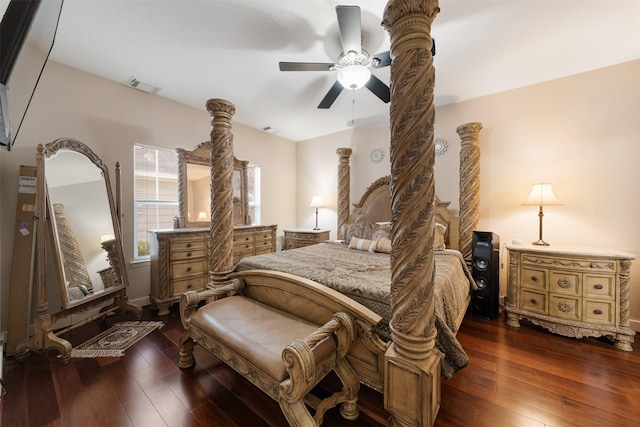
<box><xmin>337</xmin><ymin>65</ymin><xmax>371</xmax><ymax>90</ymax></box>
<box><xmin>522</xmin><ymin>183</ymin><xmax>562</xmax><ymax>206</ymax></box>
<box><xmin>309</xmin><ymin>195</ymin><xmax>323</xmax><ymax>208</ymax></box>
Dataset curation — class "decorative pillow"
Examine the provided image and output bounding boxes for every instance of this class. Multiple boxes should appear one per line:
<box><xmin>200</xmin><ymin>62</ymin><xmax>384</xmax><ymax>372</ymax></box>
<box><xmin>360</xmin><ymin>222</ymin><xmax>376</xmax><ymax>240</ymax></box>
<box><xmin>371</xmin><ymin>222</ymin><xmax>392</xmax><ymax>241</ymax></box>
<box><xmin>435</xmin><ymin>222</ymin><xmax>447</xmax><ymax>250</ymax></box>
<box><xmin>374</xmin><ymin>237</ymin><xmax>392</xmax><ymax>254</ymax></box>
<box><xmin>344</xmin><ymin>223</ymin><xmax>365</xmax><ymax>243</ymax></box>
<box><xmin>349</xmin><ymin>236</ymin><xmax>376</xmax><ymax>252</ymax></box>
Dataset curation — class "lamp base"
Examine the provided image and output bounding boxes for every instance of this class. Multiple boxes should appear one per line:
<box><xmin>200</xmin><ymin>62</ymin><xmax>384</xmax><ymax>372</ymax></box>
<box><xmin>532</xmin><ymin>239</ymin><xmax>550</xmax><ymax>246</ymax></box>
<box><xmin>313</xmin><ymin>227</ymin><xmax>320</xmax><ymax>230</ymax></box>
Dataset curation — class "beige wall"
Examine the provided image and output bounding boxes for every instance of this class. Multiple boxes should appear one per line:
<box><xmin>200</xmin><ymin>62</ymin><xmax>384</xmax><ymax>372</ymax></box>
<box><xmin>0</xmin><ymin>61</ymin><xmax>296</xmax><ymax>332</ymax></box>
<box><xmin>2</xmin><ymin>57</ymin><xmax>639</xmax><ymax>339</ymax></box>
<box><xmin>295</xmin><ymin>59</ymin><xmax>640</xmax><ymax>331</ymax></box>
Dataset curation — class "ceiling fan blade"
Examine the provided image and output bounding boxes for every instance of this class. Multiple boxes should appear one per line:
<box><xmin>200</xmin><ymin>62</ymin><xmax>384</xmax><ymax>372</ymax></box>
<box><xmin>279</xmin><ymin>62</ymin><xmax>335</xmax><ymax>72</ymax></box>
<box><xmin>365</xmin><ymin>75</ymin><xmax>390</xmax><ymax>104</ymax></box>
<box><xmin>371</xmin><ymin>51</ymin><xmax>391</xmax><ymax>68</ymax></box>
<box><xmin>318</xmin><ymin>80</ymin><xmax>344</xmax><ymax>109</ymax></box>
<box><xmin>336</xmin><ymin>5</ymin><xmax>361</xmax><ymax>55</ymax></box>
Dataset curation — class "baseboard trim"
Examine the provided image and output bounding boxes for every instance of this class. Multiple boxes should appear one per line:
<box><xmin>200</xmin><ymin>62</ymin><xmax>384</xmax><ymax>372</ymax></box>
<box><xmin>629</xmin><ymin>319</ymin><xmax>640</xmax><ymax>333</ymax></box>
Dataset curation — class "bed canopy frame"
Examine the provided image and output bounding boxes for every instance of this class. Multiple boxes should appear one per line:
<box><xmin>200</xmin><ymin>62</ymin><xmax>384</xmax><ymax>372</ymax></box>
<box><xmin>201</xmin><ymin>1</ymin><xmax>483</xmax><ymax>425</ymax></box>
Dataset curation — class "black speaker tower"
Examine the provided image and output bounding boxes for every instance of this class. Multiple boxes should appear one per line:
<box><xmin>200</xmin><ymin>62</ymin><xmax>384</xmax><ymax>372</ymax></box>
<box><xmin>471</xmin><ymin>231</ymin><xmax>500</xmax><ymax>320</ymax></box>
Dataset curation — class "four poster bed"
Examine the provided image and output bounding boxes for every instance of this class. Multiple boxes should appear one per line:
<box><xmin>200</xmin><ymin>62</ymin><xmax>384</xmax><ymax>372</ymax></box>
<box><xmin>179</xmin><ymin>2</ymin><xmax>486</xmax><ymax>426</ymax></box>
<box><xmin>236</xmin><ymin>174</ymin><xmax>476</xmax><ymax>382</ymax></box>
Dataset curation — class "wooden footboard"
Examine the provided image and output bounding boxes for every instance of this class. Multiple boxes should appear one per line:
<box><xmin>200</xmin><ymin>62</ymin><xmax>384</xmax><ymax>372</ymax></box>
<box><xmin>230</xmin><ymin>270</ymin><xmax>389</xmax><ymax>391</ymax></box>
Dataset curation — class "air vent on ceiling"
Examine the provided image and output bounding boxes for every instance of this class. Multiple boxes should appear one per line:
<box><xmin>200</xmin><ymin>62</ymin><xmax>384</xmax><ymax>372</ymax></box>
<box><xmin>262</xmin><ymin>126</ymin><xmax>279</xmax><ymax>134</ymax></box>
<box><xmin>126</xmin><ymin>77</ymin><xmax>161</xmax><ymax>94</ymax></box>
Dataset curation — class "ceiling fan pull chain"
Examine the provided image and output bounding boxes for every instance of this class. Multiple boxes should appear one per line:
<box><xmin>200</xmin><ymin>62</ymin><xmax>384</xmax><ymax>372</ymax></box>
<box><xmin>351</xmin><ymin>98</ymin><xmax>355</xmax><ymax>125</ymax></box>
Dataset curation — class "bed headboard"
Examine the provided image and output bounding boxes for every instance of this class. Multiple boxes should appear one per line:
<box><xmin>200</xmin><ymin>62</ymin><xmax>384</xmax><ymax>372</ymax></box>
<box><xmin>347</xmin><ymin>176</ymin><xmax>460</xmax><ymax>250</ymax></box>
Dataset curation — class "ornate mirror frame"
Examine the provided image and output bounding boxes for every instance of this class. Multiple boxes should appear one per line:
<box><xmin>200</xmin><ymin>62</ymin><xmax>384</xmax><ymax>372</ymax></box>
<box><xmin>14</xmin><ymin>138</ymin><xmax>141</xmax><ymax>361</ymax></box>
<box><xmin>42</xmin><ymin>138</ymin><xmax>130</xmax><ymax>309</ymax></box>
<box><xmin>176</xmin><ymin>141</ymin><xmax>249</xmax><ymax>228</ymax></box>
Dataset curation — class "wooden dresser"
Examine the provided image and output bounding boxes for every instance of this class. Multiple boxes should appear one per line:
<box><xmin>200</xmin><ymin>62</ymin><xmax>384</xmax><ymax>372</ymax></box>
<box><xmin>505</xmin><ymin>244</ymin><xmax>636</xmax><ymax>351</ymax></box>
<box><xmin>233</xmin><ymin>224</ymin><xmax>278</xmax><ymax>262</ymax></box>
<box><xmin>149</xmin><ymin>224</ymin><xmax>277</xmax><ymax>315</ymax></box>
<box><xmin>283</xmin><ymin>229</ymin><xmax>330</xmax><ymax>250</ymax></box>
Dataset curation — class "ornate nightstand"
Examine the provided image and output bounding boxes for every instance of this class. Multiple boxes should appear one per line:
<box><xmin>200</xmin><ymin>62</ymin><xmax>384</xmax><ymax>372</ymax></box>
<box><xmin>505</xmin><ymin>243</ymin><xmax>636</xmax><ymax>351</ymax></box>
<box><xmin>283</xmin><ymin>229</ymin><xmax>330</xmax><ymax>250</ymax></box>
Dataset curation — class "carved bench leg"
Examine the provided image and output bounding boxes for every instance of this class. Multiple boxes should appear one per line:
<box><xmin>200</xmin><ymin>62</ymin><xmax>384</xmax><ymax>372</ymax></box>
<box><xmin>179</xmin><ymin>331</ymin><xmax>195</xmax><ymax>369</ymax></box>
<box><xmin>335</xmin><ymin>358</ymin><xmax>359</xmax><ymax>421</ymax></box>
<box><xmin>313</xmin><ymin>358</ymin><xmax>360</xmax><ymax>424</ymax></box>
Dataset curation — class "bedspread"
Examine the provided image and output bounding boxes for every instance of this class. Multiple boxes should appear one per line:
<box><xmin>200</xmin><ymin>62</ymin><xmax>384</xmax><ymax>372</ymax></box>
<box><xmin>235</xmin><ymin>242</ymin><xmax>476</xmax><ymax>378</ymax></box>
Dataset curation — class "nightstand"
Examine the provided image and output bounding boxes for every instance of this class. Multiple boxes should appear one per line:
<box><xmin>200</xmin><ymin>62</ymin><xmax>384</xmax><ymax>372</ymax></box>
<box><xmin>504</xmin><ymin>243</ymin><xmax>636</xmax><ymax>351</ymax></box>
<box><xmin>284</xmin><ymin>229</ymin><xmax>330</xmax><ymax>250</ymax></box>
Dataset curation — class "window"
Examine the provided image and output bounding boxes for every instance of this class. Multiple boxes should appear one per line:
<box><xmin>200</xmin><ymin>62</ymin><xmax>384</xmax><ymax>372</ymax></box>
<box><xmin>247</xmin><ymin>164</ymin><xmax>261</xmax><ymax>225</ymax></box>
<box><xmin>134</xmin><ymin>144</ymin><xmax>178</xmax><ymax>259</ymax></box>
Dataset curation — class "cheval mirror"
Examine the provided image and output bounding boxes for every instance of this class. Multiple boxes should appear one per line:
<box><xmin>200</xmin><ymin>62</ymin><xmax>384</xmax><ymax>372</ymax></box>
<box><xmin>15</xmin><ymin>138</ymin><xmax>141</xmax><ymax>360</ymax></box>
<box><xmin>176</xmin><ymin>141</ymin><xmax>249</xmax><ymax>228</ymax></box>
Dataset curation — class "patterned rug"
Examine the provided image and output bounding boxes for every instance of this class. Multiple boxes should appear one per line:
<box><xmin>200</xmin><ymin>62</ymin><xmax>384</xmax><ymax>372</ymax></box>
<box><xmin>70</xmin><ymin>321</ymin><xmax>164</xmax><ymax>358</ymax></box>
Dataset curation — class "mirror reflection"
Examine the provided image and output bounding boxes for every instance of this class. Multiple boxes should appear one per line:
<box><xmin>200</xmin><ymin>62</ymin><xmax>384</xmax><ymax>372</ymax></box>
<box><xmin>45</xmin><ymin>148</ymin><xmax>125</xmax><ymax>307</ymax></box>
<box><xmin>185</xmin><ymin>163</ymin><xmax>210</xmax><ymax>222</ymax></box>
<box><xmin>177</xmin><ymin>142</ymin><xmax>249</xmax><ymax>228</ymax></box>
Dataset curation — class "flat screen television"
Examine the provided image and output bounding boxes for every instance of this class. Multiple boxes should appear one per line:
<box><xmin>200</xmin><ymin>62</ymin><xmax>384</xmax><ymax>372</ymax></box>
<box><xmin>0</xmin><ymin>0</ymin><xmax>63</xmax><ymax>150</ymax></box>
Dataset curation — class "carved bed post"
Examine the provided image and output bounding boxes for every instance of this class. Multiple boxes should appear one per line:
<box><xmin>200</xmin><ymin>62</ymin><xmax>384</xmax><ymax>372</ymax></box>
<box><xmin>382</xmin><ymin>1</ymin><xmax>441</xmax><ymax>426</ymax></box>
<box><xmin>206</xmin><ymin>99</ymin><xmax>236</xmax><ymax>286</ymax></box>
<box><xmin>456</xmin><ymin>122</ymin><xmax>482</xmax><ymax>263</ymax></box>
<box><xmin>336</xmin><ymin>147</ymin><xmax>352</xmax><ymax>239</ymax></box>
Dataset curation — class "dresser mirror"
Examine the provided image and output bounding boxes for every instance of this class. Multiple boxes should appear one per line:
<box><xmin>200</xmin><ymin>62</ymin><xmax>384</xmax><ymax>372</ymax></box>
<box><xmin>43</xmin><ymin>139</ymin><xmax>130</xmax><ymax>309</ymax></box>
<box><xmin>176</xmin><ymin>141</ymin><xmax>249</xmax><ymax>227</ymax></box>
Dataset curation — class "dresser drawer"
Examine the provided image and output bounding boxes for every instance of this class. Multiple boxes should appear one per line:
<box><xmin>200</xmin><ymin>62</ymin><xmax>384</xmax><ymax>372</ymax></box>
<box><xmin>254</xmin><ymin>233</ymin><xmax>273</xmax><ymax>244</ymax></box>
<box><xmin>233</xmin><ymin>233</ymin><xmax>253</xmax><ymax>245</ymax></box>
<box><xmin>583</xmin><ymin>275</ymin><xmax>614</xmax><ymax>299</ymax></box>
<box><xmin>171</xmin><ymin>239</ymin><xmax>205</xmax><ymax>252</ymax></box>
<box><xmin>521</xmin><ymin>268</ymin><xmax>547</xmax><ymax>291</ymax></box>
<box><xmin>287</xmin><ymin>232</ymin><xmax>314</xmax><ymax>242</ymax></box>
<box><xmin>285</xmin><ymin>241</ymin><xmax>305</xmax><ymax>250</ymax></box>
<box><xmin>254</xmin><ymin>238</ymin><xmax>273</xmax><ymax>251</ymax></box>
<box><xmin>255</xmin><ymin>247</ymin><xmax>273</xmax><ymax>256</ymax></box>
<box><xmin>520</xmin><ymin>289</ymin><xmax>546</xmax><ymax>314</ymax></box>
<box><xmin>549</xmin><ymin>295</ymin><xmax>580</xmax><ymax>321</ymax></box>
<box><xmin>172</xmin><ymin>276</ymin><xmax>207</xmax><ymax>295</ymax></box>
<box><xmin>549</xmin><ymin>271</ymin><xmax>581</xmax><ymax>295</ymax></box>
<box><xmin>583</xmin><ymin>300</ymin><xmax>614</xmax><ymax>325</ymax></box>
<box><xmin>171</xmin><ymin>259</ymin><xmax>206</xmax><ymax>279</ymax></box>
<box><xmin>170</xmin><ymin>248</ymin><xmax>205</xmax><ymax>261</ymax></box>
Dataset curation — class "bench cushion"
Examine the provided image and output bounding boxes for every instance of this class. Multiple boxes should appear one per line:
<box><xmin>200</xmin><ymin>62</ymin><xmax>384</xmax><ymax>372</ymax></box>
<box><xmin>191</xmin><ymin>295</ymin><xmax>336</xmax><ymax>382</ymax></box>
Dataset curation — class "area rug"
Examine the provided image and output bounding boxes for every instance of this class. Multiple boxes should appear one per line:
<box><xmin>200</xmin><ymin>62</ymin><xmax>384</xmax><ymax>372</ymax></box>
<box><xmin>70</xmin><ymin>321</ymin><xmax>164</xmax><ymax>358</ymax></box>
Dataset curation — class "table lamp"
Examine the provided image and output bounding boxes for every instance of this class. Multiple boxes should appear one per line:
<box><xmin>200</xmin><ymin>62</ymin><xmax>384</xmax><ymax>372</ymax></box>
<box><xmin>522</xmin><ymin>183</ymin><xmax>562</xmax><ymax>246</ymax></box>
<box><xmin>309</xmin><ymin>195</ymin><xmax>323</xmax><ymax>230</ymax></box>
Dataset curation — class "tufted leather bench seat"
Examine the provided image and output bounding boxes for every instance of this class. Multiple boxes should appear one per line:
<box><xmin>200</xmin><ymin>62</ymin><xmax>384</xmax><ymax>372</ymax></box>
<box><xmin>179</xmin><ymin>270</ymin><xmax>361</xmax><ymax>427</ymax></box>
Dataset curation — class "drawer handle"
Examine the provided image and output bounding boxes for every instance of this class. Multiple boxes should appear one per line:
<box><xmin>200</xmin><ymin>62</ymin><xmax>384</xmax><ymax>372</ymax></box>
<box><xmin>529</xmin><ymin>298</ymin><xmax>537</xmax><ymax>304</ymax></box>
<box><xmin>186</xmin><ymin>243</ymin><xmax>192</xmax><ymax>248</ymax></box>
<box><xmin>186</xmin><ymin>252</ymin><xmax>192</xmax><ymax>257</ymax></box>
<box><xmin>557</xmin><ymin>278</ymin><xmax>571</xmax><ymax>288</ymax></box>
<box><xmin>186</xmin><ymin>267</ymin><xmax>192</xmax><ymax>272</ymax></box>
<box><xmin>530</xmin><ymin>276</ymin><xmax>538</xmax><ymax>282</ymax></box>
<box><xmin>187</xmin><ymin>284</ymin><xmax>193</xmax><ymax>290</ymax></box>
<box><xmin>594</xmin><ymin>284</ymin><xmax>604</xmax><ymax>290</ymax></box>
<box><xmin>594</xmin><ymin>309</ymin><xmax>603</xmax><ymax>315</ymax></box>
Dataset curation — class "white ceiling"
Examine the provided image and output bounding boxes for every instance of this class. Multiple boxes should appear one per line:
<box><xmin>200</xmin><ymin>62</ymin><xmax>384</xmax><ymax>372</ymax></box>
<box><xmin>39</xmin><ymin>1</ymin><xmax>640</xmax><ymax>142</ymax></box>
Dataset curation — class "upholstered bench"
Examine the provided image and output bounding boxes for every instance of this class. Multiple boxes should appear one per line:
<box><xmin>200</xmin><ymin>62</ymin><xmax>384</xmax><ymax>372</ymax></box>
<box><xmin>179</xmin><ymin>270</ymin><xmax>361</xmax><ymax>426</ymax></box>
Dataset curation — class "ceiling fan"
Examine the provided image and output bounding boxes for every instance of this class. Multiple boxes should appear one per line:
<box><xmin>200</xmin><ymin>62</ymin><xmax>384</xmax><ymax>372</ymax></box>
<box><xmin>278</xmin><ymin>5</ymin><xmax>392</xmax><ymax>109</ymax></box>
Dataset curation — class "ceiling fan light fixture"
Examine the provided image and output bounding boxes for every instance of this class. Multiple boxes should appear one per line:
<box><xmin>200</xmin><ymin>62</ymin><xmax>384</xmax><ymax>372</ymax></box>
<box><xmin>337</xmin><ymin>65</ymin><xmax>371</xmax><ymax>90</ymax></box>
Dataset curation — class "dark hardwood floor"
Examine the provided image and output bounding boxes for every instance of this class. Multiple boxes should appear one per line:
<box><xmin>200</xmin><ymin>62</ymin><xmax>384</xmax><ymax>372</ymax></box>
<box><xmin>2</xmin><ymin>306</ymin><xmax>639</xmax><ymax>427</ymax></box>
